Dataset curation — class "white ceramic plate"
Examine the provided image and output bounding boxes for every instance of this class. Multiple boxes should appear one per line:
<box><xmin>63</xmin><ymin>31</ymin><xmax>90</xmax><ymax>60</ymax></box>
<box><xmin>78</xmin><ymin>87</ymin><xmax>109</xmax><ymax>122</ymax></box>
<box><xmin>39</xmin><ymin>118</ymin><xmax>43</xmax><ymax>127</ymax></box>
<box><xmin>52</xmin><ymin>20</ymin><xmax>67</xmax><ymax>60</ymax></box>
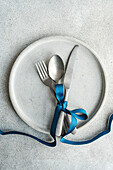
<box><xmin>9</xmin><ymin>36</ymin><xmax>106</xmax><ymax>134</ymax></box>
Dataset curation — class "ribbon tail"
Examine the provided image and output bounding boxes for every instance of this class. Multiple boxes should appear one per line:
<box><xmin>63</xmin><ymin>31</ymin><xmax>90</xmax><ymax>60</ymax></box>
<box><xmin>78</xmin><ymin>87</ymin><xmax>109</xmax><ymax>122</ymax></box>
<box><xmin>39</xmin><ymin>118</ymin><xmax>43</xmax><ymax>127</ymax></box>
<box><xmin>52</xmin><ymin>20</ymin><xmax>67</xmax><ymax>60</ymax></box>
<box><xmin>0</xmin><ymin>130</ymin><xmax>56</xmax><ymax>147</ymax></box>
<box><xmin>60</xmin><ymin>114</ymin><xmax>113</xmax><ymax>145</ymax></box>
<box><xmin>66</xmin><ymin>115</ymin><xmax>77</xmax><ymax>135</ymax></box>
<box><xmin>0</xmin><ymin>104</ymin><xmax>63</xmax><ymax>147</ymax></box>
<box><xmin>60</xmin><ymin>115</ymin><xmax>77</xmax><ymax>143</ymax></box>
<box><xmin>0</xmin><ymin>85</ymin><xmax>63</xmax><ymax>147</ymax></box>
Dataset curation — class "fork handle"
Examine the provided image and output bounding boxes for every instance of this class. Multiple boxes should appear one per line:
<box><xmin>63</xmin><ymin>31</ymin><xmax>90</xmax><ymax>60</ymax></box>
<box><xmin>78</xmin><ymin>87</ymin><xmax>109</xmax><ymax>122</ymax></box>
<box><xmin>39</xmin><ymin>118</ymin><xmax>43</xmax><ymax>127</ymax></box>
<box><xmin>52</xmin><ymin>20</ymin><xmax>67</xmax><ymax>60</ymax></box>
<box><xmin>56</xmin><ymin>88</ymin><xmax>69</xmax><ymax>136</ymax></box>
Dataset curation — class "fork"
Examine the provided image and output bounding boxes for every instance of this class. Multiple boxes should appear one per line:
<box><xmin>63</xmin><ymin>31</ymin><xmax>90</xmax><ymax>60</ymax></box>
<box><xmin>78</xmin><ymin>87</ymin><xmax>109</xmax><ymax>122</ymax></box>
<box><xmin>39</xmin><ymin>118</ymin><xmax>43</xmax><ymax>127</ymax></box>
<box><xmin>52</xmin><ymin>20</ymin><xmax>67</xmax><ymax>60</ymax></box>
<box><xmin>35</xmin><ymin>61</ymin><xmax>54</xmax><ymax>90</ymax></box>
<box><xmin>35</xmin><ymin>60</ymin><xmax>69</xmax><ymax>136</ymax></box>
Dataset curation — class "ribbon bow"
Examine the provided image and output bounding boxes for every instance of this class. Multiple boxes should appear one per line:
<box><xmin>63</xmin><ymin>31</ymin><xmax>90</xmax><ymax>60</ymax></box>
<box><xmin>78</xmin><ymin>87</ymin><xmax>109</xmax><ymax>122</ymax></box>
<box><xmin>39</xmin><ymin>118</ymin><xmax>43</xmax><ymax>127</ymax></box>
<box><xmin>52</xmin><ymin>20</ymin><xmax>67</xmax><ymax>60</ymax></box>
<box><xmin>50</xmin><ymin>84</ymin><xmax>88</xmax><ymax>141</ymax></box>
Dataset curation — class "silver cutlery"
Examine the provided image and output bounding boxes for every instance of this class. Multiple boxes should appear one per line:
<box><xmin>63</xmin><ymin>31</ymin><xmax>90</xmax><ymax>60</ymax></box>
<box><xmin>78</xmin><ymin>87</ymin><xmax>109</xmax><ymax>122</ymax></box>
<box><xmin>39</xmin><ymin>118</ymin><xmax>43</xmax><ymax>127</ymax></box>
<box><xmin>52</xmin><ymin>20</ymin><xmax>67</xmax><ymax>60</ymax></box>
<box><xmin>48</xmin><ymin>55</ymin><xmax>64</xmax><ymax>82</ymax></box>
<box><xmin>48</xmin><ymin>55</ymin><xmax>65</xmax><ymax>136</ymax></box>
<box><xmin>36</xmin><ymin>58</ymin><xmax>65</xmax><ymax>136</ymax></box>
<box><xmin>61</xmin><ymin>45</ymin><xmax>79</xmax><ymax>135</ymax></box>
<box><xmin>36</xmin><ymin>45</ymin><xmax>79</xmax><ymax>136</ymax></box>
<box><xmin>35</xmin><ymin>61</ymin><xmax>53</xmax><ymax>89</ymax></box>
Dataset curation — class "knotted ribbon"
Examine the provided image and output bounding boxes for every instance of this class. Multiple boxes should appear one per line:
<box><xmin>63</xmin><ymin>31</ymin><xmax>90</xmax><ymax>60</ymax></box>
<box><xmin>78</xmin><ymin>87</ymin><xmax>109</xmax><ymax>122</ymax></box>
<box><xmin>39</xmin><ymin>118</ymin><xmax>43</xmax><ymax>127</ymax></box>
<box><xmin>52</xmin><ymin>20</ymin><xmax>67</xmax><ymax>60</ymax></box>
<box><xmin>50</xmin><ymin>84</ymin><xmax>88</xmax><ymax>141</ymax></box>
<box><xmin>0</xmin><ymin>84</ymin><xmax>113</xmax><ymax>147</ymax></box>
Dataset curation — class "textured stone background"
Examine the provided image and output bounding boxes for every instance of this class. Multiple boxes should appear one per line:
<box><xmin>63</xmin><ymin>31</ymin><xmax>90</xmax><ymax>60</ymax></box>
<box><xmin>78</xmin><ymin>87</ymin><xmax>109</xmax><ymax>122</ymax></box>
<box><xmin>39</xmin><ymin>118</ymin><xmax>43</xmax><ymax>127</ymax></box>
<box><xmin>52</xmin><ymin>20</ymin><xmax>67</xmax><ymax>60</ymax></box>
<box><xmin>1</xmin><ymin>0</ymin><xmax>113</xmax><ymax>169</ymax></box>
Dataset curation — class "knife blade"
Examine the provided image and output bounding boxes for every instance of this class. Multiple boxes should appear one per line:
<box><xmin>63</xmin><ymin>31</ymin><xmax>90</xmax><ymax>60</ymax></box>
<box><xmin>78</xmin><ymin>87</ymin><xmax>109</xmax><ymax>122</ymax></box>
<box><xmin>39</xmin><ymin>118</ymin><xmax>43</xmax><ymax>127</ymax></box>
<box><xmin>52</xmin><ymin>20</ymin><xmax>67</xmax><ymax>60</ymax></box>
<box><xmin>64</xmin><ymin>45</ymin><xmax>79</xmax><ymax>89</ymax></box>
<box><xmin>56</xmin><ymin>45</ymin><xmax>79</xmax><ymax>136</ymax></box>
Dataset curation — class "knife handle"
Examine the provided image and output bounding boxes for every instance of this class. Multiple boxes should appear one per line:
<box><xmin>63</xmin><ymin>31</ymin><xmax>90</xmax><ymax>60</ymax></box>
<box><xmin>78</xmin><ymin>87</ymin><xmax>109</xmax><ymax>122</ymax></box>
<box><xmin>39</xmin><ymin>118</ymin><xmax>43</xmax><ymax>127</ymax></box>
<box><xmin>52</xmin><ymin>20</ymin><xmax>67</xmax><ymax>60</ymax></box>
<box><xmin>64</xmin><ymin>89</ymin><xmax>77</xmax><ymax>135</ymax></box>
<box><xmin>56</xmin><ymin>88</ymin><xmax>69</xmax><ymax>136</ymax></box>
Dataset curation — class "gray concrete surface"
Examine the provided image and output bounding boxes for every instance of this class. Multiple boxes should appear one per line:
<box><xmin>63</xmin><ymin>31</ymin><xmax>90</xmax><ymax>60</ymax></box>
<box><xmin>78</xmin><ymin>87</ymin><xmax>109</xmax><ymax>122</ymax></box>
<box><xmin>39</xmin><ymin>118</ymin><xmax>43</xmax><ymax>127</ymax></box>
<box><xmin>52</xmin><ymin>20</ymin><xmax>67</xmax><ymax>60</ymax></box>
<box><xmin>1</xmin><ymin>0</ymin><xmax>113</xmax><ymax>169</ymax></box>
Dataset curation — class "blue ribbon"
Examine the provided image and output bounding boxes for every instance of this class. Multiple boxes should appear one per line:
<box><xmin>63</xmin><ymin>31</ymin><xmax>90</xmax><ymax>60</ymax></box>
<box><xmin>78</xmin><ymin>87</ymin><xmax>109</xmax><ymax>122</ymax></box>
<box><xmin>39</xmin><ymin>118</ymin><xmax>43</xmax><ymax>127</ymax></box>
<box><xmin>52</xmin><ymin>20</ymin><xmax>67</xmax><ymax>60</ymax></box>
<box><xmin>0</xmin><ymin>84</ymin><xmax>113</xmax><ymax>146</ymax></box>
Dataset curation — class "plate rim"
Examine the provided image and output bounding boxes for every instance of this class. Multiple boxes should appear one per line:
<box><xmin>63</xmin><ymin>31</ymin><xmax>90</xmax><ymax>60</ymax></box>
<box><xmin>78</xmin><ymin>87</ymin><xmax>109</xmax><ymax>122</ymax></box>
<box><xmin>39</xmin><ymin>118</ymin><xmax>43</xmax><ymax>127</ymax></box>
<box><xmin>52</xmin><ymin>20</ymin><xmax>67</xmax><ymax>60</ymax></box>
<box><xmin>9</xmin><ymin>35</ymin><xmax>107</xmax><ymax>134</ymax></box>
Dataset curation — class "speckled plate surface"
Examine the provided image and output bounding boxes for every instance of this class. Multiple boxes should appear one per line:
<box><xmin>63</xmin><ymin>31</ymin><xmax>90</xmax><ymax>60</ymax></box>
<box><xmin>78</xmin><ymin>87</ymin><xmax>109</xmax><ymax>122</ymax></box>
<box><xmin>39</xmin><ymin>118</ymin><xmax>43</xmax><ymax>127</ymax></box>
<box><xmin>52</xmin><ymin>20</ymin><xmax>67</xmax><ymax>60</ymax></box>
<box><xmin>9</xmin><ymin>36</ymin><xmax>106</xmax><ymax>134</ymax></box>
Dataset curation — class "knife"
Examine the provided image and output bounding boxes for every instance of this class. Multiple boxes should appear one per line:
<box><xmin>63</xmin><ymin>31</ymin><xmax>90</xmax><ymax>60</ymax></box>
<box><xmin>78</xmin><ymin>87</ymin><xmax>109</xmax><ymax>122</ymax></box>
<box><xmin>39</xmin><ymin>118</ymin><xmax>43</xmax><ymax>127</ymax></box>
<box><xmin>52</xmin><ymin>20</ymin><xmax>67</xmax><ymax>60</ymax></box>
<box><xmin>56</xmin><ymin>45</ymin><xmax>79</xmax><ymax>136</ymax></box>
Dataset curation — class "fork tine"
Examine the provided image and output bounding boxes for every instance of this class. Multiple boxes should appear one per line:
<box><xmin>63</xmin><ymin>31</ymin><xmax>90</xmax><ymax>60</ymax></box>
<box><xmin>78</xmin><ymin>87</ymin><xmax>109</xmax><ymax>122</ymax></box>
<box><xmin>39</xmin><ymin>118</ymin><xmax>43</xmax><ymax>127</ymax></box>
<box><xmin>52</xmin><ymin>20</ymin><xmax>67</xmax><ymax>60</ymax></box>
<box><xmin>42</xmin><ymin>61</ymin><xmax>47</xmax><ymax>71</ymax></box>
<box><xmin>38</xmin><ymin>62</ymin><xmax>46</xmax><ymax>79</ymax></box>
<box><xmin>35</xmin><ymin>63</ymin><xmax>44</xmax><ymax>80</ymax></box>
<box><xmin>38</xmin><ymin>61</ymin><xmax>46</xmax><ymax>79</ymax></box>
<box><xmin>40</xmin><ymin>61</ymin><xmax>48</xmax><ymax>78</ymax></box>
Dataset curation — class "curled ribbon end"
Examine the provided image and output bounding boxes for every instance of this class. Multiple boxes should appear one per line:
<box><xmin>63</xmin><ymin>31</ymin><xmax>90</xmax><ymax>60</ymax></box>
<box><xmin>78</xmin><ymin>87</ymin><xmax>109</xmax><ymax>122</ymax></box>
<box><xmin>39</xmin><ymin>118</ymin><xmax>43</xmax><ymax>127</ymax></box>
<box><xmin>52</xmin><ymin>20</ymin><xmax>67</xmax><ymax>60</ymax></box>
<box><xmin>0</xmin><ymin>130</ymin><xmax>3</xmax><ymax>135</ymax></box>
